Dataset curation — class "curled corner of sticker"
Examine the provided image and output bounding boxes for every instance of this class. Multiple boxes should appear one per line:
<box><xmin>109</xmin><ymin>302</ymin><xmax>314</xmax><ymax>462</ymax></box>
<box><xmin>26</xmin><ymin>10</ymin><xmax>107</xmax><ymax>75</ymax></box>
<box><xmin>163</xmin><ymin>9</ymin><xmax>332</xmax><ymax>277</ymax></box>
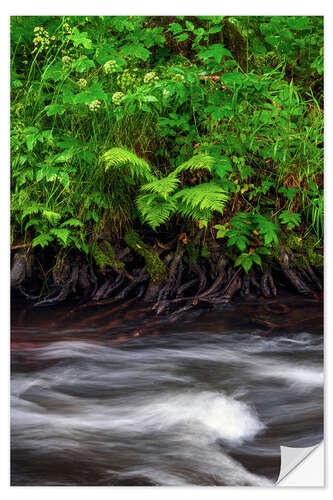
<box><xmin>276</xmin><ymin>441</ymin><xmax>324</xmax><ymax>486</ymax></box>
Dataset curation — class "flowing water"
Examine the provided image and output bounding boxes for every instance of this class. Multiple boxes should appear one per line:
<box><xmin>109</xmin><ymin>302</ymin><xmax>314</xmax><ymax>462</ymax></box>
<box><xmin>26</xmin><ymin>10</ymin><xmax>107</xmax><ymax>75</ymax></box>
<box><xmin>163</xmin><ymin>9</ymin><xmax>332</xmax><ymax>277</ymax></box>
<box><xmin>11</xmin><ymin>295</ymin><xmax>323</xmax><ymax>486</ymax></box>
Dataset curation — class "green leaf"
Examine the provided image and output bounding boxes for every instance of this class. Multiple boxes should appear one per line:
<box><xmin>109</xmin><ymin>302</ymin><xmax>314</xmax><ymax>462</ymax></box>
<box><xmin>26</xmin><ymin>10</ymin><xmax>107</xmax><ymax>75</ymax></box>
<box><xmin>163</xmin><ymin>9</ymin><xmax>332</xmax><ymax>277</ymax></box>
<box><xmin>22</xmin><ymin>127</ymin><xmax>41</xmax><ymax>151</ymax></box>
<box><xmin>12</xmin><ymin>79</ymin><xmax>23</xmax><ymax>88</ymax></box>
<box><xmin>235</xmin><ymin>253</ymin><xmax>253</xmax><ymax>273</ymax></box>
<box><xmin>220</xmin><ymin>71</ymin><xmax>246</xmax><ymax>86</ymax></box>
<box><xmin>253</xmin><ymin>215</ymin><xmax>279</xmax><ymax>246</ymax></box>
<box><xmin>185</xmin><ymin>21</ymin><xmax>194</xmax><ymax>31</ymax></box>
<box><xmin>32</xmin><ymin>233</ymin><xmax>54</xmax><ymax>248</ymax></box>
<box><xmin>287</xmin><ymin>16</ymin><xmax>310</xmax><ymax>31</ymax></box>
<box><xmin>251</xmin><ymin>252</ymin><xmax>262</xmax><ymax>266</ymax></box>
<box><xmin>278</xmin><ymin>186</ymin><xmax>298</xmax><ymax>201</ymax></box>
<box><xmin>198</xmin><ymin>44</ymin><xmax>233</xmax><ymax>64</ymax></box>
<box><xmin>279</xmin><ymin>211</ymin><xmax>301</xmax><ymax>229</ymax></box>
<box><xmin>61</xmin><ymin>218</ymin><xmax>84</xmax><ymax>228</ymax></box>
<box><xmin>50</xmin><ymin>228</ymin><xmax>70</xmax><ymax>245</ymax></box>
<box><xmin>42</xmin><ymin>210</ymin><xmax>61</xmax><ymax>225</ymax></box>
<box><xmin>120</xmin><ymin>43</ymin><xmax>151</xmax><ymax>61</ymax></box>
<box><xmin>43</xmin><ymin>62</ymin><xmax>65</xmax><ymax>82</ymax></box>
<box><xmin>215</xmin><ymin>224</ymin><xmax>227</xmax><ymax>238</ymax></box>
<box><xmin>25</xmin><ymin>218</ymin><xmax>42</xmax><ymax>231</ymax></box>
<box><xmin>176</xmin><ymin>33</ymin><xmax>189</xmax><ymax>42</ymax></box>
<box><xmin>142</xmin><ymin>95</ymin><xmax>158</xmax><ymax>102</ymax></box>
<box><xmin>46</xmin><ymin>104</ymin><xmax>66</xmax><ymax>116</ymax></box>
<box><xmin>213</xmin><ymin>157</ymin><xmax>233</xmax><ymax>179</ymax></box>
<box><xmin>102</xmin><ymin>148</ymin><xmax>153</xmax><ymax>182</ymax></box>
<box><xmin>68</xmin><ymin>27</ymin><xmax>92</xmax><ymax>49</ymax></box>
<box><xmin>73</xmin><ymin>82</ymin><xmax>106</xmax><ymax>105</ymax></box>
<box><xmin>227</xmin><ymin>233</ymin><xmax>249</xmax><ymax>252</ymax></box>
<box><xmin>22</xmin><ymin>203</ymin><xmax>41</xmax><ymax>219</ymax></box>
<box><xmin>168</xmin><ymin>22</ymin><xmax>183</xmax><ymax>34</ymax></box>
<box><xmin>140</xmin><ymin>173</ymin><xmax>180</xmax><ymax>199</ymax></box>
<box><xmin>72</xmin><ymin>57</ymin><xmax>95</xmax><ymax>72</ymax></box>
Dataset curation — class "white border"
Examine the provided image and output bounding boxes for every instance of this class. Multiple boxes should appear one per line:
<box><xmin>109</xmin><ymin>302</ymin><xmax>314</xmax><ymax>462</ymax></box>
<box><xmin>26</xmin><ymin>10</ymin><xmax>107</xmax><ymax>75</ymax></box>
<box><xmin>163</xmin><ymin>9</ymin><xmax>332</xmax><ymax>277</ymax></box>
<box><xmin>1</xmin><ymin>1</ymin><xmax>331</xmax><ymax>497</ymax></box>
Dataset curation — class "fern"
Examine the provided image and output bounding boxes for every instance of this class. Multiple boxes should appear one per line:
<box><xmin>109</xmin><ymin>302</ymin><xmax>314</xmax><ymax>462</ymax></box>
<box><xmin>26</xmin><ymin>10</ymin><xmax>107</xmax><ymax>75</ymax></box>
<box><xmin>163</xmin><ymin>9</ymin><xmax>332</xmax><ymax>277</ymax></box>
<box><xmin>32</xmin><ymin>233</ymin><xmax>54</xmax><ymax>248</ymax></box>
<box><xmin>21</xmin><ymin>203</ymin><xmax>41</xmax><ymax>219</ymax></box>
<box><xmin>25</xmin><ymin>218</ymin><xmax>42</xmax><ymax>231</ymax></box>
<box><xmin>140</xmin><ymin>173</ymin><xmax>180</xmax><ymax>199</ymax></box>
<box><xmin>61</xmin><ymin>218</ymin><xmax>84</xmax><ymax>228</ymax></box>
<box><xmin>102</xmin><ymin>147</ymin><xmax>153</xmax><ymax>183</ymax></box>
<box><xmin>42</xmin><ymin>209</ymin><xmax>62</xmax><ymax>225</ymax></box>
<box><xmin>173</xmin><ymin>182</ymin><xmax>229</xmax><ymax>217</ymax></box>
<box><xmin>136</xmin><ymin>193</ymin><xmax>177</xmax><ymax>229</ymax></box>
<box><xmin>49</xmin><ymin>228</ymin><xmax>70</xmax><ymax>246</ymax></box>
<box><xmin>174</xmin><ymin>154</ymin><xmax>216</xmax><ymax>174</ymax></box>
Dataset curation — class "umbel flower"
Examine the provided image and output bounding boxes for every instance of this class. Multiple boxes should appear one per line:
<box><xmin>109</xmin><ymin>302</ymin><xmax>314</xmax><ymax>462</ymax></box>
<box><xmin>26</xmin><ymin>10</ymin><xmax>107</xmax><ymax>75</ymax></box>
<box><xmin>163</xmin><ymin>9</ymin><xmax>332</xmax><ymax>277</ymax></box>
<box><xmin>89</xmin><ymin>100</ymin><xmax>101</xmax><ymax>112</ymax></box>
<box><xmin>32</xmin><ymin>26</ymin><xmax>55</xmax><ymax>54</ymax></box>
<box><xmin>112</xmin><ymin>92</ymin><xmax>125</xmax><ymax>105</ymax></box>
<box><xmin>62</xmin><ymin>55</ymin><xmax>72</xmax><ymax>69</ymax></box>
<box><xmin>104</xmin><ymin>60</ymin><xmax>119</xmax><ymax>74</ymax></box>
<box><xmin>117</xmin><ymin>68</ymin><xmax>140</xmax><ymax>91</ymax></box>
<box><xmin>172</xmin><ymin>73</ymin><xmax>185</xmax><ymax>82</ymax></box>
<box><xmin>78</xmin><ymin>78</ymin><xmax>87</xmax><ymax>89</ymax></box>
<box><xmin>144</xmin><ymin>71</ymin><xmax>159</xmax><ymax>85</ymax></box>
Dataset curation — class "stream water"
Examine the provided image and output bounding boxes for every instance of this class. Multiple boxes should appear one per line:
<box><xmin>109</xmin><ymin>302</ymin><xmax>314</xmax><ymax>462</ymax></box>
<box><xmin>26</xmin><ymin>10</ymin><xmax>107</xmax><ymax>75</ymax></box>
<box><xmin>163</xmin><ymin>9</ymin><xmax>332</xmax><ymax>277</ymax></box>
<box><xmin>11</xmin><ymin>295</ymin><xmax>323</xmax><ymax>486</ymax></box>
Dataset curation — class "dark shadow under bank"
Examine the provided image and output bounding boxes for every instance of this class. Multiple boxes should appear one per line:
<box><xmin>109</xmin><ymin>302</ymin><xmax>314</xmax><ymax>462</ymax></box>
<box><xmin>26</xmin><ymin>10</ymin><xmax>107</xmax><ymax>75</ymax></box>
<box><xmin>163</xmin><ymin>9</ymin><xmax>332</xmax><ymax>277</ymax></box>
<box><xmin>11</xmin><ymin>290</ymin><xmax>323</xmax><ymax>341</ymax></box>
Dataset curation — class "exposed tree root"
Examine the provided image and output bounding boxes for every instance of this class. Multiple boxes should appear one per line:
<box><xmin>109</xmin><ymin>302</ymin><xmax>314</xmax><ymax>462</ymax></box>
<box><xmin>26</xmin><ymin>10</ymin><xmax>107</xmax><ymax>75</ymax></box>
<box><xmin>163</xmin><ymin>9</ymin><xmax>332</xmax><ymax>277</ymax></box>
<box><xmin>11</xmin><ymin>234</ymin><xmax>323</xmax><ymax>324</ymax></box>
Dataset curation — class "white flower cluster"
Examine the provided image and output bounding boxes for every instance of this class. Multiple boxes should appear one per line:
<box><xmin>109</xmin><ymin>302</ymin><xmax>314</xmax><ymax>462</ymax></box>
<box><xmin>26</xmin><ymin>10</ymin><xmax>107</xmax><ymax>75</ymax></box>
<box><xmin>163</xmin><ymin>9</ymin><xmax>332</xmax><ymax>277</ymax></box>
<box><xmin>117</xmin><ymin>68</ymin><xmax>140</xmax><ymax>91</ymax></box>
<box><xmin>89</xmin><ymin>100</ymin><xmax>101</xmax><ymax>112</ymax></box>
<box><xmin>112</xmin><ymin>92</ymin><xmax>125</xmax><ymax>105</ymax></box>
<box><xmin>144</xmin><ymin>71</ymin><xmax>159</xmax><ymax>85</ymax></box>
<box><xmin>78</xmin><ymin>78</ymin><xmax>87</xmax><ymax>89</ymax></box>
<box><xmin>172</xmin><ymin>73</ymin><xmax>185</xmax><ymax>83</ymax></box>
<box><xmin>62</xmin><ymin>55</ymin><xmax>72</xmax><ymax>68</ymax></box>
<box><xmin>63</xmin><ymin>22</ymin><xmax>72</xmax><ymax>35</ymax></box>
<box><xmin>32</xmin><ymin>26</ymin><xmax>55</xmax><ymax>54</ymax></box>
<box><xmin>104</xmin><ymin>60</ymin><xmax>119</xmax><ymax>74</ymax></box>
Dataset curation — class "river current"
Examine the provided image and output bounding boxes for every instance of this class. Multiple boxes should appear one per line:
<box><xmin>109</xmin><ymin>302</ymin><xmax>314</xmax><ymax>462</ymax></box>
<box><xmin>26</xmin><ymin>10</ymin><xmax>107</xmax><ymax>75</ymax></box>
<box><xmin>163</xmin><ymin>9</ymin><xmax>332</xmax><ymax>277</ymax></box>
<box><xmin>11</xmin><ymin>296</ymin><xmax>323</xmax><ymax>486</ymax></box>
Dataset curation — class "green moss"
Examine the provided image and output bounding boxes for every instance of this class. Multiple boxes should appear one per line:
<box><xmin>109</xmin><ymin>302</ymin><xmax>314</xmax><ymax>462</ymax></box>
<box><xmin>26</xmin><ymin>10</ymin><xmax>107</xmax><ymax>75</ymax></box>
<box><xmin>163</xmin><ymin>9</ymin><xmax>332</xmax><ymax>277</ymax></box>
<box><xmin>292</xmin><ymin>253</ymin><xmax>308</xmax><ymax>269</ymax></box>
<box><xmin>201</xmin><ymin>244</ymin><xmax>211</xmax><ymax>259</ymax></box>
<box><xmin>304</xmin><ymin>235</ymin><xmax>323</xmax><ymax>268</ymax></box>
<box><xmin>124</xmin><ymin>230</ymin><xmax>166</xmax><ymax>283</ymax></box>
<box><xmin>92</xmin><ymin>241</ymin><xmax>125</xmax><ymax>272</ymax></box>
<box><xmin>282</xmin><ymin>231</ymin><xmax>323</xmax><ymax>269</ymax></box>
<box><xmin>186</xmin><ymin>240</ymin><xmax>200</xmax><ymax>265</ymax></box>
<box><xmin>284</xmin><ymin>231</ymin><xmax>303</xmax><ymax>251</ymax></box>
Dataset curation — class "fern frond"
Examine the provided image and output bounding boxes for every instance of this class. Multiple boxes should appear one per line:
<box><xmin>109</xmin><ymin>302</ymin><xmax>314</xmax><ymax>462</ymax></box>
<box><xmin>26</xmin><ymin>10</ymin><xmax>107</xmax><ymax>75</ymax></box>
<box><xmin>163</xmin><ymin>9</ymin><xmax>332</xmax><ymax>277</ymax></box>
<box><xmin>140</xmin><ymin>173</ymin><xmax>180</xmax><ymax>199</ymax></box>
<box><xmin>174</xmin><ymin>199</ymin><xmax>212</xmax><ymax>222</ymax></box>
<box><xmin>49</xmin><ymin>228</ymin><xmax>70</xmax><ymax>246</ymax></box>
<box><xmin>32</xmin><ymin>232</ymin><xmax>54</xmax><ymax>248</ymax></box>
<box><xmin>136</xmin><ymin>193</ymin><xmax>177</xmax><ymax>230</ymax></box>
<box><xmin>174</xmin><ymin>154</ymin><xmax>216</xmax><ymax>175</ymax></box>
<box><xmin>102</xmin><ymin>147</ymin><xmax>153</xmax><ymax>183</ymax></box>
<box><xmin>173</xmin><ymin>182</ymin><xmax>229</xmax><ymax>217</ymax></box>
<box><xmin>61</xmin><ymin>218</ymin><xmax>84</xmax><ymax>228</ymax></box>
<box><xmin>21</xmin><ymin>203</ymin><xmax>41</xmax><ymax>219</ymax></box>
<box><xmin>42</xmin><ymin>209</ymin><xmax>62</xmax><ymax>225</ymax></box>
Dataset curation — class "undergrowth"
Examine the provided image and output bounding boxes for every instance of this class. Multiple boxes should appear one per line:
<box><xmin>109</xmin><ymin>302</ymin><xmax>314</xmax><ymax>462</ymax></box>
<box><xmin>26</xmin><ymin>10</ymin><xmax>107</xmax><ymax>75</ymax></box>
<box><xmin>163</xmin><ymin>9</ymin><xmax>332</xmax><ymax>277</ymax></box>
<box><xmin>10</xmin><ymin>15</ymin><xmax>323</xmax><ymax>279</ymax></box>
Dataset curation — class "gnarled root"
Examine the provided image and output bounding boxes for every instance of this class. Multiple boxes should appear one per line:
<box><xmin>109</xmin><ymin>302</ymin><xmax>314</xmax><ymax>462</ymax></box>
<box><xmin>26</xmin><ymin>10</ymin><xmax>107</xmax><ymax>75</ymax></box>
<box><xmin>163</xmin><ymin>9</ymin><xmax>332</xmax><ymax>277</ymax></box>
<box><xmin>306</xmin><ymin>265</ymin><xmax>323</xmax><ymax>292</ymax></box>
<box><xmin>260</xmin><ymin>266</ymin><xmax>277</xmax><ymax>297</ymax></box>
<box><xmin>115</xmin><ymin>267</ymin><xmax>148</xmax><ymax>300</ymax></box>
<box><xmin>11</xmin><ymin>251</ymin><xmax>30</xmax><ymax>288</ymax></box>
